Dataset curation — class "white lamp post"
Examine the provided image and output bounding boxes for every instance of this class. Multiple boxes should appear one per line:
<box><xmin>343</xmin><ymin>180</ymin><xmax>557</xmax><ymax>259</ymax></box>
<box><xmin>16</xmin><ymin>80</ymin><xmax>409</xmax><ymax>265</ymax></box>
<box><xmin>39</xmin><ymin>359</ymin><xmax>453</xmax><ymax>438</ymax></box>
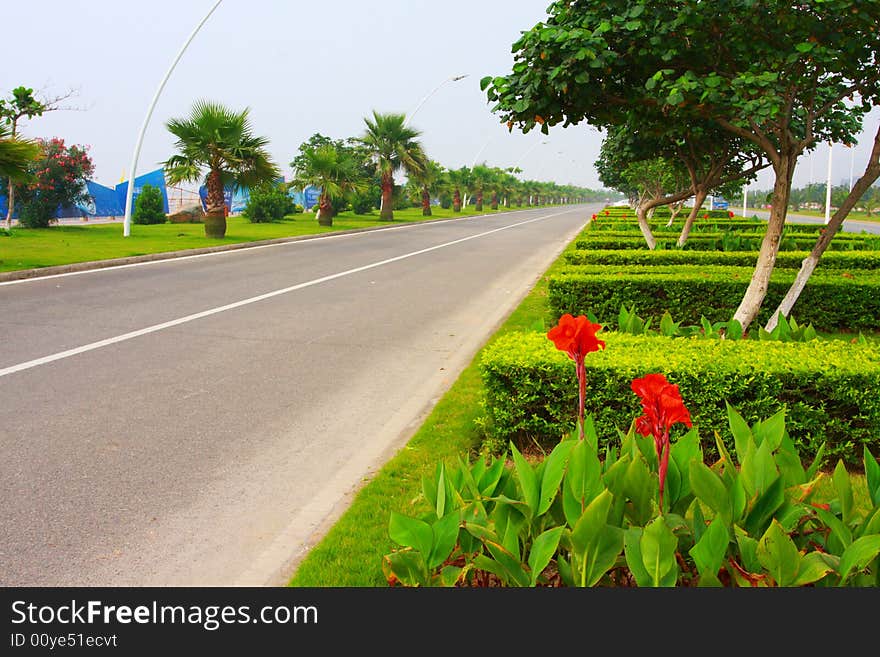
<box><xmin>123</xmin><ymin>0</ymin><xmax>224</xmax><ymax>237</ymax></box>
<box><xmin>403</xmin><ymin>74</ymin><xmax>468</xmax><ymax>128</ymax></box>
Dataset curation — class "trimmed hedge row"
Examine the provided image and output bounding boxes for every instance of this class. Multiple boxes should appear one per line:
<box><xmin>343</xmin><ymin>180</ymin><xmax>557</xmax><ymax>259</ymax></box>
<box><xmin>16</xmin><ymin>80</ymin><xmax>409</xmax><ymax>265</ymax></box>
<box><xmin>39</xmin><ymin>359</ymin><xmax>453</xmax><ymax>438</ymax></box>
<box><xmin>563</xmin><ymin>248</ymin><xmax>880</xmax><ymax>270</ymax></box>
<box><xmin>479</xmin><ymin>332</ymin><xmax>880</xmax><ymax>465</ymax></box>
<box><xmin>587</xmin><ymin>219</ymin><xmax>821</xmax><ymax>233</ymax></box>
<box><xmin>574</xmin><ymin>233</ymin><xmax>879</xmax><ymax>251</ymax></box>
<box><xmin>547</xmin><ymin>266</ymin><xmax>880</xmax><ymax>330</ymax></box>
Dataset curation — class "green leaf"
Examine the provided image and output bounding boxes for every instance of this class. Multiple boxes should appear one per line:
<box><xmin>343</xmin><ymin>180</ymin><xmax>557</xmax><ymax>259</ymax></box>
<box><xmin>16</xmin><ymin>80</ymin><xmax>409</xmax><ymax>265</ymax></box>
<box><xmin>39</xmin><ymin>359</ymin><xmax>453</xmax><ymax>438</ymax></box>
<box><xmin>640</xmin><ymin>516</ymin><xmax>679</xmax><ymax>587</ymax></box>
<box><xmin>538</xmin><ymin>440</ymin><xmax>575</xmax><ymax>515</ymax></box>
<box><xmin>757</xmin><ymin>520</ymin><xmax>801</xmax><ymax>587</ymax></box>
<box><xmin>726</xmin><ymin>402</ymin><xmax>753</xmax><ymax>464</ymax></box>
<box><xmin>439</xmin><ymin>565</ymin><xmax>463</xmax><ymax>587</ymax></box>
<box><xmin>864</xmin><ymin>446</ymin><xmax>880</xmax><ymax>507</ymax></box>
<box><xmin>792</xmin><ymin>552</ymin><xmax>834</xmax><ymax>587</ymax></box>
<box><xmin>483</xmin><ymin>539</ymin><xmax>531</xmax><ymax>587</ymax></box>
<box><xmin>435</xmin><ymin>463</ymin><xmax>447</xmax><ymax>518</ymax></box>
<box><xmin>624</xmin><ymin>528</ymin><xmax>652</xmax><ymax>587</ymax></box>
<box><xmin>805</xmin><ymin>442</ymin><xmax>827</xmax><ymax>481</ymax></box>
<box><xmin>623</xmin><ymin>453</ymin><xmax>655</xmax><ymax>525</ymax></box>
<box><xmin>690</xmin><ymin>460</ymin><xmax>731</xmax><ymax>524</ymax></box>
<box><xmin>670</xmin><ymin>429</ymin><xmax>701</xmax><ymax>501</ymax></box>
<box><xmin>734</xmin><ymin>526</ymin><xmax>761</xmax><ymax>573</ymax></box>
<box><xmin>838</xmin><ymin>536</ymin><xmax>880</xmax><ymax>584</ymax></box>
<box><xmin>689</xmin><ymin>516</ymin><xmax>730</xmax><ymax>585</ymax></box>
<box><xmin>833</xmin><ymin>460</ymin><xmax>854</xmax><ymax>524</ymax></box>
<box><xmin>753</xmin><ymin>408</ymin><xmax>786</xmax><ymax>452</ymax></box>
<box><xmin>726</xmin><ymin>318</ymin><xmax>743</xmax><ymax>340</ymax></box>
<box><xmin>795</xmin><ymin>41</ymin><xmax>815</xmax><ymax>53</ymax></box>
<box><xmin>815</xmin><ymin>507</ymin><xmax>853</xmax><ymax>554</ymax></box>
<box><xmin>743</xmin><ymin>476</ymin><xmax>785</xmax><ymax>537</ymax></box>
<box><xmin>510</xmin><ymin>442</ymin><xmax>539</xmax><ymax>514</ymax></box>
<box><xmin>571</xmin><ymin>490</ymin><xmax>613</xmax><ymax>554</ymax></box>
<box><xmin>479</xmin><ymin>456</ymin><xmax>507</xmax><ymax>497</ymax></box>
<box><xmin>389</xmin><ymin>512</ymin><xmax>433</xmax><ymax>556</ymax></box>
<box><xmin>743</xmin><ymin>440</ymin><xmax>779</xmax><ymax>498</ymax></box>
<box><xmin>428</xmin><ymin>511</ymin><xmax>461</xmax><ymax>569</ymax></box>
<box><xmin>472</xmin><ymin>554</ymin><xmax>510</xmax><ymax>584</ymax></box>
<box><xmin>383</xmin><ymin>549</ymin><xmax>428</xmax><ymax>587</ymax></box>
<box><xmin>479</xmin><ymin>75</ymin><xmax>493</xmax><ymax>91</ymax></box>
<box><xmin>563</xmin><ymin>438</ymin><xmax>603</xmax><ymax>527</ymax></box>
<box><xmin>528</xmin><ymin>527</ymin><xmax>565</xmax><ymax>586</ymax></box>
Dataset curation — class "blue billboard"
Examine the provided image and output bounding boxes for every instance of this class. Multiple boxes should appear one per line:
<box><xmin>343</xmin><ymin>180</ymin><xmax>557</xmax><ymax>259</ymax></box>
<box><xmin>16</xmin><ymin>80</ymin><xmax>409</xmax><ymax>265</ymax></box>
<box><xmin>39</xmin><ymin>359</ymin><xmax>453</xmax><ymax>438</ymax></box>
<box><xmin>115</xmin><ymin>169</ymin><xmax>169</xmax><ymax>214</ymax></box>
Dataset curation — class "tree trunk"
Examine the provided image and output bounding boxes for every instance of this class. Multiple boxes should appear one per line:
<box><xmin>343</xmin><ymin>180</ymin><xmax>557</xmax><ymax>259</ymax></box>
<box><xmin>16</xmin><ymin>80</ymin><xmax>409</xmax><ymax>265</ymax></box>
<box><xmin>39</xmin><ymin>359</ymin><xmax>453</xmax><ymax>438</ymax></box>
<box><xmin>732</xmin><ymin>155</ymin><xmax>797</xmax><ymax>332</ymax></box>
<box><xmin>475</xmin><ymin>190</ymin><xmax>483</xmax><ymax>212</ymax></box>
<box><xmin>317</xmin><ymin>193</ymin><xmax>334</xmax><ymax>226</ymax></box>
<box><xmin>204</xmin><ymin>168</ymin><xmax>227</xmax><ymax>238</ymax></box>
<box><xmin>5</xmin><ymin>181</ymin><xmax>15</xmax><ymax>228</ymax></box>
<box><xmin>490</xmin><ymin>192</ymin><xmax>498</xmax><ymax>210</ymax></box>
<box><xmin>765</xmin><ymin>125</ymin><xmax>880</xmax><ymax>331</ymax></box>
<box><xmin>421</xmin><ymin>186</ymin><xmax>431</xmax><ymax>216</ymax></box>
<box><xmin>677</xmin><ymin>189</ymin><xmax>708</xmax><ymax>247</ymax></box>
<box><xmin>452</xmin><ymin>188</ymin><xmax>461</xmax><ymax>212</ymax></box>
<box><xmin>380</xmin><ymin>174</ymin><xmax>394</xmax><ymax>220</ymax></box>
<box><xmin>636</xmin><ymin>202</ymin><xmax>657</xmax><ymax>250</ymax></box>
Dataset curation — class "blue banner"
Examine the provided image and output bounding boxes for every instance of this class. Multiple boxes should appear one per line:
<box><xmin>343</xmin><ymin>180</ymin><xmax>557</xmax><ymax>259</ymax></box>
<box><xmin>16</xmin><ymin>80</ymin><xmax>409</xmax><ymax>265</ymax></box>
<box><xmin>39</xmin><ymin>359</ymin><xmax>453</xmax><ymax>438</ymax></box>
<box><xmin>116</xmin><ymin>169</ymin><xmax>169</xmax><ymax>214</ymax></box>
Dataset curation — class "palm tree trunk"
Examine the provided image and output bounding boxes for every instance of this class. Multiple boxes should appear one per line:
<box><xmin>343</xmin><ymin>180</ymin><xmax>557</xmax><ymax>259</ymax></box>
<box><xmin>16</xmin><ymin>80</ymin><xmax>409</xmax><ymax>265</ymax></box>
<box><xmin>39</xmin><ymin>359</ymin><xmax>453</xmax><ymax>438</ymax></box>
<box><xmin>475</xmin><ymin>190</ymin><xmax>483</xmax><ymax>212</ymax></box>
<box><xmin>317</xmin><ymin>193</ymin><xmax>334</xmax><ymax>226</ymax></box>
<box><xmin>490</xmin><ymin>192</ymin><xmax>498</xmax><ymax>211</ymax></box>
<box><xmin>452</xmin><ymin>188</ymin><xmax>461</xmax><ymax>212</ymax></box>
<box><xmin>421</xmin><ymin>186</ymin><xmax>431</xmax><ymax>216</ymax></box>
<box><xmin>380</xmin><ymin>173</ymin><xmax>394</xmax><ymax>221</ymax></box>
<box><xmin>204</xmin><ymin>168</ymin><xmax>227</xmax><ymax>238</ymax></box>
<box><xmin>5</xmin><ymin>181</ymin><xmax>15</xmax><ymax>229</ymax></box>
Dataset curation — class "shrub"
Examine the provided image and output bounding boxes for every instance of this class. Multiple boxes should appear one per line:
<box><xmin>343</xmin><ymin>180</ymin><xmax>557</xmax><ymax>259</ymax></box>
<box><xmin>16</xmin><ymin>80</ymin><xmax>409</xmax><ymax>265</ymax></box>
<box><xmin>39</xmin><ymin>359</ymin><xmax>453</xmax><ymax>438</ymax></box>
<box><xmin>243</xmin><ymin>183</ymin><xmax>296</xmax><ymax>222</ymax></box>
<box><xmin>564</xmin><ymin>248</ymin><xmax>880</xmax><ymax>270</ymax></box>
<box><xmin>574</xmin><ymin>233</ymin><xmax>878</xmax><ymax>252</ymax></box>
<box><xmin>132</xmin><ymin>184</ymin><xmax>166</xmax><ymax>225</ymax></box>
<box><xmin>547</xmin><ymin>265</ymin><xmax>880</xmax><ymax>331</ymax></box>
<box><xmin>17</xmin><ymin>196</ymin><xmax>58</xmax><ymax>228</ymax></box>
<box><xmin>478</xmin><ymin>332</ymin><xmax>880</xmax><ymax>464</ymax></box>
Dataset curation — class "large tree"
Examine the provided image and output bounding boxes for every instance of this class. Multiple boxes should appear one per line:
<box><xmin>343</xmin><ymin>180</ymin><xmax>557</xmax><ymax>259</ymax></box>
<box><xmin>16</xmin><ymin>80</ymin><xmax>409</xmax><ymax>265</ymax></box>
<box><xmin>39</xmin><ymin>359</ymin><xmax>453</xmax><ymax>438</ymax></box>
<box><xmin>163</xmin><ymin>100</ymin><xmax>279</xmax><ymax>238</ymax></box>
<box><xmin>483</xmin><ymin>0</ymin><xmax>880</xmax><ymax>331</ymax></box>
<box><xmin>360</xmin><ymin>111</ymin><xmax>427</xmax><ymax>221</ymax></box>
<box><xmin>1</xmin><ymin>85</ymin><xmax>77</xmax><ymax>228</ymax></box>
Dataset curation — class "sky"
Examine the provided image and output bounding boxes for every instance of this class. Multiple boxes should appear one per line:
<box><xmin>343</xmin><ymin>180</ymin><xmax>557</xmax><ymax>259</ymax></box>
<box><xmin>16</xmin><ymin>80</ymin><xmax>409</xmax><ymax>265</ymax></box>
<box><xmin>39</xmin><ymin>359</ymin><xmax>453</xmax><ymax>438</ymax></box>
<box><xmin>2</xmin><ymin>0</ymin><xmax>878</xmax><ymax>195</ymax></box>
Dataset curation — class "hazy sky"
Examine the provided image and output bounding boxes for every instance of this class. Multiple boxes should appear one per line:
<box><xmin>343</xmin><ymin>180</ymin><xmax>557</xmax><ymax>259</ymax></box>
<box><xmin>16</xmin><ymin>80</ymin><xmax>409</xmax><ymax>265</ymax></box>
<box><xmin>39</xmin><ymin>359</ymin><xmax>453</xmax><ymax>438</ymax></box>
<box><xmin>2</xmin><ymin>0</ymin><xmax>878</xmax><ymax>194</ymax></box>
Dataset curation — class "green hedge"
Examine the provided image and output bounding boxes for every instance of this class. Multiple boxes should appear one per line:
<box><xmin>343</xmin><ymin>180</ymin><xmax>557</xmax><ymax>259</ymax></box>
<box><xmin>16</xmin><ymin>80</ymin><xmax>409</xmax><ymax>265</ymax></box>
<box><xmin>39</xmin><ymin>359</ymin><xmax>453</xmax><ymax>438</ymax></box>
<box><xmin>547</xmin><ymin>266</ymin><xmax>880</xmax><ymax>331</ymax></box>
<box><xmin>563</xmin><ymin>248</ymin><xmax>880</xmax><ymax>270</ymax></box>
<box><xmin>574</xmin><ymin>233</ymin><xmax>879</xmax><ymax>251</ymax></box>
<box><xmin>479</xmin><ymin>332</ymin><xmax>880</xmax><ymax>465</ymax></box>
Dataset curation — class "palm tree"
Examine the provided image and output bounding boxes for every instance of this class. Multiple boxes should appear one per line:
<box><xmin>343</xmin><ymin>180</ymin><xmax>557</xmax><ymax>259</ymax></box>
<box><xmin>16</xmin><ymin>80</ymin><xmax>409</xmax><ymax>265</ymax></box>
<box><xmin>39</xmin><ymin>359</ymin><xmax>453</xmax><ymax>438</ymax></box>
<box><xmin>361</xmin><ymin>111</ymin><xmax>427</xmax><ymax>221</ymax></box>
<box><xmin>410</xmin><ymin>160</ymin><xmax>444</xmax><ymax>217</ymax></box>
<box><xmin>0</xmin><ymin>122</ymin><xmax>39</xmax><ymax>185</ymax></box>
<box><xmin>447</xmin><ymin>166</ymin><xmax>471</xmax><ymax>212</ymax></box>
<box><xmin>162</xmin><ymin>100</ymin><xmax>279</xmax><ymax>238</ymax></box>
<box><xmin>291</xmin><ymin>144</ymin><xmax>366</xmax><ymax>226</ymax></box>
<box><xmin>470</xmin><ymin>164</ymin><xmax>493</xmax><ymax>212</ymax></box>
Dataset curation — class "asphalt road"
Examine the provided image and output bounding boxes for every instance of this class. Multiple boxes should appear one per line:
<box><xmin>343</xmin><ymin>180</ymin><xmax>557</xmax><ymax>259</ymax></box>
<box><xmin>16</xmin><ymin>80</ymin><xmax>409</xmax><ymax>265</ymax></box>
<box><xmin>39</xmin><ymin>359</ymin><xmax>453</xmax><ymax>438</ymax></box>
<box><xmin>746</xmin><ymin>208</ymin><xmax>880</xmax><ymax>235</ymax></box>
<box><xmin>0</xmin><ymin>204</ymin><xmax>597</xmax><ymax>586</ymax></box>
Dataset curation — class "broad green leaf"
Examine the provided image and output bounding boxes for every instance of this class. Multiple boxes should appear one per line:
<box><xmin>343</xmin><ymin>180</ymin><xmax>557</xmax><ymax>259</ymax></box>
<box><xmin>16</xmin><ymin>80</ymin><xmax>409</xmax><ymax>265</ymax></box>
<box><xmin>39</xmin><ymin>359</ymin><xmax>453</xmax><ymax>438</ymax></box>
<box><xmin>805</xmin><ymin>442</ymin><xmax>827</xmax><ymax>481</ymax></box>
<box><xmin>439</xmin><ymin>565</ymin><xmax>463</xmax><ymax>587</ymax></box>
<box><xmin>640</xmin><ymin>516</ymin><xmax>679</xmax><ymax>587</ymax></box>
<box><xmin>538</xmin><ymin>440</ymin><xmax>575</xmax><ymax>515</ymax></box>
<box><xmin>833</xmin><ymin>460</ymin><xmax>854</xmax><ymax>524</ymax></box>
<box><xmin>563</xmin><ymin>438</ymin><xmax>603</xmax><ymax>527</ymax></box>
<box><xmin>732</xmin><ymin>474</ymin><xmax>748</xmax><ymax>523</ymax></box>
<box><xmin>690</xmin><ymin>460</ymin><xmax>731</xmax><ymax>524</ymax></box>
<box><xmin>858</xmin><ymin>506</ymin><xmax>880</xmax><ymax>538</ymax></box>
<box><xmin>428</xmin><ymin>511</ymin><xmax>461</xmax><ymax>569</ymax></box>
<box><xmin>484</xmin><ymin>539</ymin><xmax>531</xmax><ymax>588</ymax></box>
<box><xmin>713</xmin><ymin>430</ymin><xmax>738</xmax><ymax>486</ymax></box>
<box><xmin>726</xmin><ymin>318</ymin><xmax>743</xmax><ymax>340</ymax></box>
<box><xmin>838</xmin><ymin>535</ymin><xmax>880</xmax><ymax>584</ymax></box>
<box><xmin>383</xmin><ymin>549</ymin><xmax>428</xmax><ymax>587</ymax></box>
<box><xmin>623</xmin><ymin>454</ymin><xmax>655</xmax><ymax>525</ymax></box>
<box><xmin>571</xmin><ymin>490</ymin><xmax>613</xmax><ymax>554</ymax></box>
<box><xmin>528</xmin><ymin>526</ymin><xmax>564</xmax><ymax>586</ymax></box>
<box><xmin>510</xmin><ymin>442</ymin><xmax>539</xmax><ymax>514</ymax></box>
<box><xmin>753</xmin><ymin>408</ymin><xmax>785</xmax><ymax>452</ymax></box>
<box><xmin>757</xmin><ymin>520</ymin><xmax>800</xmax><ymax>587</ymax></box>
<box><xmin>744</xmin><ymin>476</ymin><xmax>785</xmax><ymax>537</ymax></box>
<box><xmin>501</xmin><ymin>510</ymin><xmax>524</xmax><ymax>559</ymax></box>
<box><xmin>776</xmin><ymin>434</ymin><xmax>806</xmax><ymax>487</ymax></box>
<box><xmin>792</xmin><ymin>552</ymin><xmax>834</xmax><ymax>587</ymax></box>
<box><xmin>735</xmin><ymin>526</ymin><xmax>762</xmax><ymax>574</ymax></box>
<box><xmin>690</xmin><ymin>499</ymin><xmax>707</xmax><ymax>544</ymax></box>
<box><xmin>815</xmin><ymin>507</ymin><xmax>852</xmax><ymax>554</ymax></box>
<box><xmin>864</xmin><ymin>446</ymin><xmax>880</xmax><ymax>507</ymax></box>
<box><xmin>689</xmin><ymin>516</ymin><xmax>729</xmax><ymax>585</ymax></box>
<box><xmin>624</xmin><ymin>528</ymin><xmax>652</xmax><ymax>587</ymax></box>
<box><xmin>581</xmin><ymin>525</ymin><xmax>624</xmax><ymax>587</ymax></box>
<box><xmin>726</xmin><ymin>402</ymin><xmax>753</xmax><ymax>463</ymax></box>
<box><xmin>479</xmin><ymin>456</ymin><xmax>507</xmax><ymax>497</ymax></box>
<box><xmin>472</xmin><ymin>554</ymin><xmax>511</xmax><ymax>584</ymax></box>
<box><xmin>583</xmin><ymin>415</ymin><xmax>599</xmax><ymax>452</ymax></box>
<box><xmin>664</xmin><ymin>453</ymin><xmax>683</xmax><ymax>511</ymax></box>
<box><xmin>389</xmin><ymin>512</ymin><xmax>433</xmax><ymax>556</ymax></box>
<box><xmin>435</xmin><ymin>463</ymin><xmax>447</xmax><ymax>518</ymax></box>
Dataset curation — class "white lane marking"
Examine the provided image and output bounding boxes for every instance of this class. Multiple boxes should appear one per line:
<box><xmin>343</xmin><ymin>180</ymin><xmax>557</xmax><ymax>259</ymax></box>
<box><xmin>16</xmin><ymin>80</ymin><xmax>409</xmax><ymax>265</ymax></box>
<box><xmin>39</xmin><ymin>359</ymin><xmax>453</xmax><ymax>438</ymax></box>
<box><xmin>0</xmin><ymin>206</ymin><xmax>565</xmax><ymax>287</ymax></box>
<box><xmin>0</xmin><ymin>209</ymin><xmax>578</xmax><ymax>379</ymax></box>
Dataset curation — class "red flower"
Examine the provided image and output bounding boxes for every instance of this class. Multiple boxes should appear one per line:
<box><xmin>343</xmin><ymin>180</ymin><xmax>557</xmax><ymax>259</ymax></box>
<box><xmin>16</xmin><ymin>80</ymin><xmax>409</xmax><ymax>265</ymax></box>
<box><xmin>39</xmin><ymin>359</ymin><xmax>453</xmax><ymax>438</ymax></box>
<box><xmin>548</xmin><ymin>314</ymin><xmax>605</xmax><ymax>440</ymax></box>
<box><xmin>592</xmin><ymin>213</ymin><xmax>597</xmax><ymax>220</ymax></box>
<box><xmin>728</xmin><ymin>211</ymin><xmax>734</xmax><ymax>218</ymax></box>
<box><xmin>547</xmin><ymin>314</ymin><xmax>605</xmax><ymax>362</ymax></box>
<box><xmin>604</xmin><ymin>210</ymin><xmax>610</xmax><ymax>215</ymax></box>
<box><xmin>703</xmin><ymin>213</ymin><xmax>709</xmax><ymax>219</ymax></box>
<box><xmin>631</xmin><ymin>373</ymin><xmax>692</xmax><ymax>510</ymax></box>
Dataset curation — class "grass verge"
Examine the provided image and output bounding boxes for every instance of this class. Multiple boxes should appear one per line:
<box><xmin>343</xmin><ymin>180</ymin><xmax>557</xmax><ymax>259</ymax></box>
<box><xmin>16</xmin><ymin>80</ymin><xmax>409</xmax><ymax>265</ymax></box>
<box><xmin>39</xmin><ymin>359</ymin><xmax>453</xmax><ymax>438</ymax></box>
<box><xmin>0</xmin><ymin>204</ymin><xmax>541</xmax><ymax>273</ymax></box>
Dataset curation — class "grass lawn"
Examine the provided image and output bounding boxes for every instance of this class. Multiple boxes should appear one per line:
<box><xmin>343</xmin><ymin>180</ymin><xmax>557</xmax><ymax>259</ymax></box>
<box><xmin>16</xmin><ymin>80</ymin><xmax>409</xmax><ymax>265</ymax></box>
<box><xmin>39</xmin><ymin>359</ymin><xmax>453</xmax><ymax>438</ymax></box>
<box><xmin>287</xmin><ymin>228</ymin><xmax>873</xmax><ymax>588</ymax></box>
<box><xmin>0</xmin><ymin>204</ymin><xmax>538</xmax><ymax>273</ymax></box>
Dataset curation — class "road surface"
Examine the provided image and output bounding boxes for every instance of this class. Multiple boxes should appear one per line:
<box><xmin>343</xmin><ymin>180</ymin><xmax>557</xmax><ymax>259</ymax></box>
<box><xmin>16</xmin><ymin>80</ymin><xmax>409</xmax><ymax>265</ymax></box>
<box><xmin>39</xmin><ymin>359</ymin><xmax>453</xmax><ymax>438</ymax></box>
<box><xmin>0</xmin><ymin>204</ymin><xmax>596</xmax><ymax>586</ymax></box>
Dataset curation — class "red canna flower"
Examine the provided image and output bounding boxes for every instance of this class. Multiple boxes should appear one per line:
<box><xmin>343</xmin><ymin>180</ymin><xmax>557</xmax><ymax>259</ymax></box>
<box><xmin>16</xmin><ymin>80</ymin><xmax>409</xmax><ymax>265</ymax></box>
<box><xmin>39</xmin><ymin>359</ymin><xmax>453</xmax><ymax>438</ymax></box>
<box><xmin>703</xmin><ymin>213</ymin><xmax>709</xmax><ymax>219</ymax></box>
<box><xmin>548</xmin><ymin>314</ymin><xmax>605</xmax><ymax>440</ymax></box>
<box><xmin>631</xmin><ymin>373</ymin><xmax>692</xmax><ymax>511</ymax></box>
<box><xmin>604</xmin><ymin>210</ymin><xmax>610</xmax><ymax>215</ymax></box>
<box><xmin>728</xmin><ymin>211</ymin><xmax>734</xmax><ymax>218</ymax></box>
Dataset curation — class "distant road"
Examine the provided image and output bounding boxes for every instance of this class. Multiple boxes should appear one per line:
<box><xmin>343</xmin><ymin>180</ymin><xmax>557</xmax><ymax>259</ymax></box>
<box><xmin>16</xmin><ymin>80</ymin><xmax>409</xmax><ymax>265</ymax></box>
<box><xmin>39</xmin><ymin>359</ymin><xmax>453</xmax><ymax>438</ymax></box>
<box><xmin>0</xmin><ymin>204</ymin><xmax>598</xmax><ymax>586</ymax></box>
